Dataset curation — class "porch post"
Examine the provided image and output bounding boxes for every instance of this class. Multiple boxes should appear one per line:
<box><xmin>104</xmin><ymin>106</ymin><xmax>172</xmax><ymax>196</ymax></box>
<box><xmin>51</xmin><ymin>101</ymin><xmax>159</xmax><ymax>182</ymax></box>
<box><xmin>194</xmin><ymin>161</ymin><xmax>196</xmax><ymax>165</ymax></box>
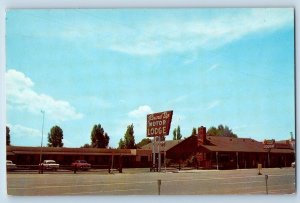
<box><xmin>268</xmin><ymin>149</ymin><xmax>270</xmax><ymax>168</ymax></box>
<box><xmin>236</xmin><ymin>152</ymin><xmax>239</xmax><ymax>169</ymax></box>
<box><xmin>216</xmin><ymin>151</ymin><xmax>219</xmax><ymax>170</ymax></box>
<box><xmin>110</xmin><ymin>152</ymin><xmax>114</xmax><ymax>172</ymax></box>
<box><xmin>284</xmin><ymin>155</ymin><xmax>286</xmax><ymax>167</ymax></box>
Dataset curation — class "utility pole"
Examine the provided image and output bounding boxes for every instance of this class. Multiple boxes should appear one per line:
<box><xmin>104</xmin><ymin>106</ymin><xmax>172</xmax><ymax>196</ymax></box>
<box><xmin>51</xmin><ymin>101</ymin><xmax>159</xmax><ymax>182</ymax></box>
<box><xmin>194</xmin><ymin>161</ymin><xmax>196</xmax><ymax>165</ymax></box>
<box><xmin>290</xmin><ymin>132</ymin><xmax>294</xmax><ymax>140</ymax></box>
<box><xmin>290</xmin><ymin>132</ymin><xmax>295</xmax><ymax>161</ymax></box>
<box><xmin>39</xmin><ymin>110</ymin><xmax>45</xmax><ymax>165</ymax></box>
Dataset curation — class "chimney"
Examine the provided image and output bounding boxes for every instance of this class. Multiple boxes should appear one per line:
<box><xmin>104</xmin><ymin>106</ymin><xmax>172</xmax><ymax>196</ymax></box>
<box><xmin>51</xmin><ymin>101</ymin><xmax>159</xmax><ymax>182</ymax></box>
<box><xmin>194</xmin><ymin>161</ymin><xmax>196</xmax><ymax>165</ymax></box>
<box><xmin>197</xmin><ymin>126</ymin><xmax>206</xmax><ymax>145</ymax></box>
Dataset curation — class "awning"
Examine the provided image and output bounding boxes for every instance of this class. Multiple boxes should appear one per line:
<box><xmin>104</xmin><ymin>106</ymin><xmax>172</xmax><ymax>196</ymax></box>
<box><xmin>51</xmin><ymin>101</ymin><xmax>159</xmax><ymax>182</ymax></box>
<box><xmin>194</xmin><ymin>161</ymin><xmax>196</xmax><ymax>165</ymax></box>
<box><xmin>12</xmin><ymin>151</ymin><xmax>135</xmax><ymax>156</ymax></box>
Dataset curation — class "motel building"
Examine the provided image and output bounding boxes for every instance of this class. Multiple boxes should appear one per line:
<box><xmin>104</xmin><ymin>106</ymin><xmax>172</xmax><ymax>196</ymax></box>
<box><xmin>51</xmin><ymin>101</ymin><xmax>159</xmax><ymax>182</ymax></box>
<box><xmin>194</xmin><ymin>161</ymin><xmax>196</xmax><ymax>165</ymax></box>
<box><xmin>6</xmin><ymin>147</ymin><xmax>152</xmax><ymax>169</ymax></box>
<box><xmin>6</xmin><ymin>126</ymin><xmax>295</xmax><ymax>170</ymax></box>
<box><xmin>142</xmin><ymin>126</ymin><xmax>295</xmax><ymax>170</ymax></box>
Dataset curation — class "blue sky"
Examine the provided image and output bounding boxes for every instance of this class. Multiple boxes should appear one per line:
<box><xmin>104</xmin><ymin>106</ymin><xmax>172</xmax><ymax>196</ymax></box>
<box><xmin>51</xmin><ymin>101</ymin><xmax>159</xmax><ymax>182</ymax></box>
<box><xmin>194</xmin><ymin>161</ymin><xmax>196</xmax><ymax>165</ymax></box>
<box><xmin>6</xmin><ymin>8</ymin><xmax>295</xmax><ymax>148</ymax></box>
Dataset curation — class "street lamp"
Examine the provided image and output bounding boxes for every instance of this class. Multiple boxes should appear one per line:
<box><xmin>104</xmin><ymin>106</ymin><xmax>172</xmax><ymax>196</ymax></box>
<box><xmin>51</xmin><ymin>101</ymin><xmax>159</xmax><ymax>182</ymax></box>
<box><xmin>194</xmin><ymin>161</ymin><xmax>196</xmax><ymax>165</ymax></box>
<box><xmin>39</xmin><ymin>110</ymin><xmax>45</xmax><ymax>165</ymax></box>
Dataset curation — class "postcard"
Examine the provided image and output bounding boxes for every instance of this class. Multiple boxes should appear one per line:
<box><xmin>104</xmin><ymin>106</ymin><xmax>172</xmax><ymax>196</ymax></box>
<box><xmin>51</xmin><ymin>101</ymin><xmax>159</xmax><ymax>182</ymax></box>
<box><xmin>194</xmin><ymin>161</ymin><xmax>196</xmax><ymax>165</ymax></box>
<box><xmin>5</xmin><ymin>8</ymin><xmax>295</xmax><ymax>195</ymax></box>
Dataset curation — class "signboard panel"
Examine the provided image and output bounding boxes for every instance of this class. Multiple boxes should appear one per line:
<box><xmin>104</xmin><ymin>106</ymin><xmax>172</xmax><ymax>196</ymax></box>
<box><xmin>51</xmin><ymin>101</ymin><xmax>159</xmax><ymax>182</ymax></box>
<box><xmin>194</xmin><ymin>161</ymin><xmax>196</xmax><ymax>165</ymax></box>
<box><xmin>275</xmin><ymin>143</ymin><xmax>291</xmax><ymax>149</ymax></box>
<box><xmin>263</xmin><ymin>144</ymin><xmax>275</xmax><ymax>149</ymax></box>
<box><xmin>147</xmin><ymin>110</ymin><xmax>173</xmax><ymax>137</ymax></box>
<box><xmin>263</xmin><ymin>139</ymin><xmax>275</xmax><ymax>149</ymax></box>
<box><xmin>264</xmin><ymin>139</ymin><xmax>275</xmax><ymax>145</ymax></box>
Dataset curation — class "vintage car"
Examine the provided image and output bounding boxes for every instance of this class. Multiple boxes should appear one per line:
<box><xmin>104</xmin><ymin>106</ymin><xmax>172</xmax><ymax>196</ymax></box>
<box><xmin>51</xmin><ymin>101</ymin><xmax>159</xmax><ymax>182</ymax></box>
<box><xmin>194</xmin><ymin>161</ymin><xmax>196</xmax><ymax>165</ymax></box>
<box><xmin>291</xmin><ymin>162</ymin><xmax>295</xmax><ymax>168</ymax></box>
<box><xmin>71</xmin><ymin>160</ymin><xmax>91</xmax><ymax>171</ymax></box>
<box><xmin>40</xmin><ymin>160</ymin><xmax>60</xmax><ymax>171</ymax></box>
<box><xmin>6</xmin><ymin>160</ymin><xmax>17</xmax><ymax>171</ymax></box>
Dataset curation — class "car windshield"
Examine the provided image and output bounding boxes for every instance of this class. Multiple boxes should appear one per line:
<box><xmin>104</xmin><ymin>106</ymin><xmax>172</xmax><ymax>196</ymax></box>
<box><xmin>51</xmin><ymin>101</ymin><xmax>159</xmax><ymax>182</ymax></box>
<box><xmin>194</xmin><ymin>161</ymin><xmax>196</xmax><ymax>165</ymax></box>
<box><xmin>47</xmin><ymin>161</ymin><xmax>56</xmax><ymax>164</ymax></box>
<box><xmin>79</xmin><ymin>160</ymin><xmax>87</xmax><ymax>163</ymax></box>
<box><xmin>7</xmin><ymin>161</ymin><xmax>12</xmax><ymax>164</ymax></box>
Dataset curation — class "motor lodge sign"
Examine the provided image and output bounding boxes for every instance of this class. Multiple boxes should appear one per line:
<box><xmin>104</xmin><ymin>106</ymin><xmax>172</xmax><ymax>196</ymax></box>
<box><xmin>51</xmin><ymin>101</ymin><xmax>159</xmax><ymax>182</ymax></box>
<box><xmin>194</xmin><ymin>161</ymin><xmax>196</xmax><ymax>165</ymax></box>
<box><xmin>147</xmin><ymin>111</ymin><xmax>173</xmax><ymax>137</ymax></box>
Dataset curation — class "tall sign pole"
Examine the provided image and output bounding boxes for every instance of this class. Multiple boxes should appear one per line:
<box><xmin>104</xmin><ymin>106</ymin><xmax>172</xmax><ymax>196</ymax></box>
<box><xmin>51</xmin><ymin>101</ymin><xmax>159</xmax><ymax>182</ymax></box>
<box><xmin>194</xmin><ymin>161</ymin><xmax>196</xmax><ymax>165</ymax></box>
<box><xmin>152</xmin><ymin>136</ymin><xmax>156</xmax><ymax>171</ymax></box>
<box><xmin>263</xmin><ymin>139</ymin><xmax>275</xmax><ymax>168</ymax></box>
<box><xmin>164</xmin><ymin>139</ymin><xmax>166</xmax><ymax>173</ymax></box>
<box><xmin>158</xmin><ymin>136</ymin><xmax>161</xmax><ymax>172</ymax></box>
<box><xmin>147</xmin><ymin>110</ymin><xmax>173</xmax><ymax>172</ymax></box>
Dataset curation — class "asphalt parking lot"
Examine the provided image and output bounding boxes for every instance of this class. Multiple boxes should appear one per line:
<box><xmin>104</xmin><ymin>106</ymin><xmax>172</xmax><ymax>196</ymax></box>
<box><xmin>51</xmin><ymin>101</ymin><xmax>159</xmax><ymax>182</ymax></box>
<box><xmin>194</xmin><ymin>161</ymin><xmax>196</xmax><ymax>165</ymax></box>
<box><xmin>7</xmin><ymin>167</ymin><xmax>295</xmax><ymax>195</ymax></box>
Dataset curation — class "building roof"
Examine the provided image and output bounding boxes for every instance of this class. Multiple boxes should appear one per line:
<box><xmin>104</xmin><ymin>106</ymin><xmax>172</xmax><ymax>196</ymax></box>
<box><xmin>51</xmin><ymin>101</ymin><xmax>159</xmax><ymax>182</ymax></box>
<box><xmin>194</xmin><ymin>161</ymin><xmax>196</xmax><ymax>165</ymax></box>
<box><xmin>200</xmin><ymin>136</ymin><xmax>264</xmax><ymax>153</ymax></box>
<box><xmin>141</xmin><ymin>139</ymin><xmax>183</xmax><ymax>151</ymax></box>
<box><xmin>6</xmin><ymin>146</ymin><xmax>142</xmax><ymax>156</ymax></box>
<box><xmin>200</xmin><ymin>136</ymin><xmax>294</xmax><ymax>154</ymax></box>
<box><xmin>164</xmin><ymin>136</ymin><xmax>295</xmax><ymax>154</ymax></box>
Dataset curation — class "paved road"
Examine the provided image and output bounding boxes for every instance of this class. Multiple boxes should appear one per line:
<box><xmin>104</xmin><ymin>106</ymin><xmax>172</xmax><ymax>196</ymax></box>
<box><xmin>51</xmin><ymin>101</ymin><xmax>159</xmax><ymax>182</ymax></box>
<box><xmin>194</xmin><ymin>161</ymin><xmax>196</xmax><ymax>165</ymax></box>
<box><xmin>7</xmin><ymin>167</ymin><xmax>295</xmax><ymax>195</ymax></box>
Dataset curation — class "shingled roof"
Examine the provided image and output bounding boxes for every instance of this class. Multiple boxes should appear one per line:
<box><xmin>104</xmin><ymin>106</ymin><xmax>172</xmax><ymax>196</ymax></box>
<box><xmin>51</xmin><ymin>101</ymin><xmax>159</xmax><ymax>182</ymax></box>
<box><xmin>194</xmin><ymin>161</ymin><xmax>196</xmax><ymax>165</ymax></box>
<box><xmin>201</xmin><ymin>136</ymin><xmax>264</xmax><ymax>153</ymax></box>
<box><xmin>147</xmin><ymin>136</ymin><xmax>294</xmax><ymax>154</ymax></box>
<box><xmin>6</xmin><ymin>146</ymin><xmax>136</xmax><ymax>156</ymax></box>
<box><xmin>202</xmin><ymin>136</ymin><xmax>294</xmax><ymax>154</ymax></box>
<box><xmin>141</xmin><ymin>139</ymin><xmax>183</xmax><ymax>151</ymax></box>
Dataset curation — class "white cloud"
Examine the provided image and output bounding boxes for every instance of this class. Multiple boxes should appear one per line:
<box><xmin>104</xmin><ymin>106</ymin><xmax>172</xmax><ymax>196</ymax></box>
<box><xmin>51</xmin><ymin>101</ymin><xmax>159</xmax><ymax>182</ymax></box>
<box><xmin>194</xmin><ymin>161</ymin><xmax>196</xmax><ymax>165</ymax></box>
<box><xmin>207</xmin><ymin>64</ymin><xmax>219</xmax><ymax>72</ymax></box>
<box><xmin>104</xmin><ymin>8</ymin><xmax>293</xmax><ymax>56</ymax></box>
<box><xmin>207</xmin><ymin>100</ymin><xmax>221</xmax><ymax>110</ymax></box>
<box><xmin>52</xmin><ymin>9</ymin><xmax>293</xmax><ymax>57</ymax></box>
<box><xmin>56</xmin><ymin>9</ymin><xmax>292</xmax><ymax>56</ymax></box>
<box><xmin>8</xmin><ymin>124</ymin><xmax>41</xmax><ymax>138</ymax></box>
<box><xmin>128</xmin><ymin>105</ymin><xmax>153</xmax><ymax>118</ymax></box>
<box><xmin>183</xmin><ymin>53</ymin><xmax>198</xmax><ymax>65</ymax></box>
<box><xmin>6</xmin><ymin>69</ymin><xmax>83</xmax><ymax>122</ymax></box>
<box><xmin>114</xmin><ymin>105</ymin><xmax>153</xmax><ymax>143</ymax></box>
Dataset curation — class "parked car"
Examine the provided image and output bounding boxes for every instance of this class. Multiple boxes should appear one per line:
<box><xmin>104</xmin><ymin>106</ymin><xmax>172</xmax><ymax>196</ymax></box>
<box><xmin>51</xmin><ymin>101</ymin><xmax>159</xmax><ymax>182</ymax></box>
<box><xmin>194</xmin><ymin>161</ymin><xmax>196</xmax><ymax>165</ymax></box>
<box><xmin>40</xmin><ymin>160</ymin><xmax>59</xmax><ymax>171</ymax></box>
<box><xmin>291</xmin><ymin>162</ymin><xmax>295</xmax><ymax>168</ymax></box>
<box><xmin>6</xmin><ymin>160</ymin><xmax>17</xmax><ymax>171</ymax></box>
<box><xmin>71</xmin><ymin>160</ymin><xmax>91</xmax><ymax>171</ymax></box>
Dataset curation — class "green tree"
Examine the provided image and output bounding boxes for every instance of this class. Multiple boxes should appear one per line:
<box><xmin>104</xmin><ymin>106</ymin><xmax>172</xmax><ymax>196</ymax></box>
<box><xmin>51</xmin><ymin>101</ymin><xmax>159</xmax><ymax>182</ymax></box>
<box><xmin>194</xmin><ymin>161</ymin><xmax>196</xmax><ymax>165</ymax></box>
<box><xmin>173</xmin><ymin>125</ymin><xmax>182</xmax><ymax>140</ymax></box>
<box><xmin>124</xmin><ymin>124</ymin><xmax>135</xmax><ymax>149</ymax></box>
<box><xmin>6</xmin><ymin>126</ymin><xmax>10</xmax><ymax>146</ymax></box>
<box><xmin>91</xmin><ymin>124</ymin><xmax>110</xmax><ymax>148</ymax></box>
<box><xmin>81</xmin><ymin>143</ymin><xmax>91</xmax><ymax>148</ymax></box>
<box><xmin>136</xmin><ymin>138</ymin><xmax>152</xmax><ymax>148</ymax></box>
<box><xmin>176</xmin><ymin>126</ymin><xmax>182</xmax><ymax>140</ymax></box>
<box><xmin>118</xmin><ymin>138</ymin><xmax>125</xmax><ymax>149</ymax></box>
<box><xmin>173</xmin><ymin>128</ymin><xmax>177</xmax><ymax>140</ymax></box>
<box><xmin>207</xmin><ymin>126</ymin><xmax>218</xmax><ymax>136</ymax></box>
<box><xmin>104</xmin><ymin>133</ymin><xmax>110</xmax><ymax>147</ymax></box>
<box><xmin>191</xmin><ymin>127</ymin><xmax>197</xmax><ymax>136</ymax></box>
<box><xmin>48</xmin><ymin>125</ymin><xmax>64</xmax><ymax>147</ymax></box>
<box><xmin>207</xmin><ymin>124</ymin><xmax>237</xmax><ymax>138</ymax></box>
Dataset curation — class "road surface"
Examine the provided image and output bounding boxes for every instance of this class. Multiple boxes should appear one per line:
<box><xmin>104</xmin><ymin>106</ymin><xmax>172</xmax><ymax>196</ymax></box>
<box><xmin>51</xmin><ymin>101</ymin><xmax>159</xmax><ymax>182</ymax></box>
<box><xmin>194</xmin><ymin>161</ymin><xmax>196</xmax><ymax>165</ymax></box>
<box><xmin>7</xmin><ymin>167</ymin><xmax>295</xmax><ymax>195</ymax></box>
